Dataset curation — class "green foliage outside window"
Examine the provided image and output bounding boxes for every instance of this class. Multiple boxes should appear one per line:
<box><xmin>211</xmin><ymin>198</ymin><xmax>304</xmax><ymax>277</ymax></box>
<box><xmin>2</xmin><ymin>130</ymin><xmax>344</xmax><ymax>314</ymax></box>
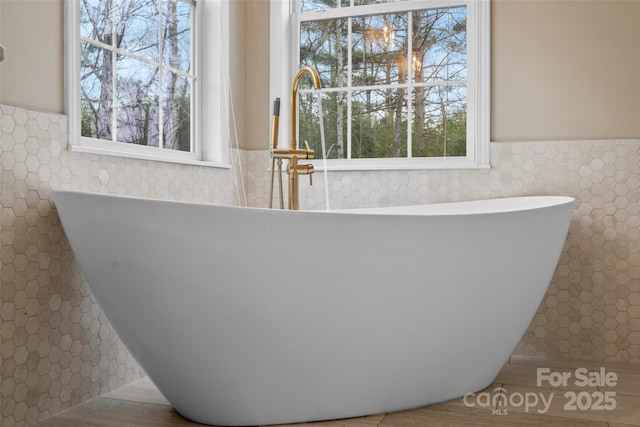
<box><xmin>298</xmin><ymin>3</ymin><xmax>467</xmax><ymax>160</ymax></box>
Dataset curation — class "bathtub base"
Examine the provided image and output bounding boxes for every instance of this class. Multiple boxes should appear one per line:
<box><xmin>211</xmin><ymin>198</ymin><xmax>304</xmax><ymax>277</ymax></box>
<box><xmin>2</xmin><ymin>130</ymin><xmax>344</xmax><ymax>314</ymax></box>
<box><xmin>175</xmin><ymin>378</ymin><xmax>497</xmax><ymax>426</ymax></box>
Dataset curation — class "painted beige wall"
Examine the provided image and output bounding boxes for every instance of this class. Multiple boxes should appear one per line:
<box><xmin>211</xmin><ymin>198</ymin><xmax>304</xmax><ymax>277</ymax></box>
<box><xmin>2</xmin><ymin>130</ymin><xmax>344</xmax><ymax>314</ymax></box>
<box><xmin>245</xmin><ymin>0</ymin><xmax>270</xmax><ymax>151</ymax></box>
<box><xmin>230</xmin><ymin>0</ymin><xmax>247</xmax><ymax>151</ymax></box>
<box><xmin>0</xmin><ymin>0</ymin><xmax>64</xmax><ymax>114</ymax></box>
<box><xmin>492</xmin><ymin>0</ymin><xmax>640</xmax><ymax>141</ymax></box>
<box><xmin>1</xmin><ymin>0</ymin><xmax>638</xmax><ymax>146</ymax></box>
<box><xmin>228</xmin><ymin>0</ymin><xmax>270</xmax><ymax>152</ymax></box>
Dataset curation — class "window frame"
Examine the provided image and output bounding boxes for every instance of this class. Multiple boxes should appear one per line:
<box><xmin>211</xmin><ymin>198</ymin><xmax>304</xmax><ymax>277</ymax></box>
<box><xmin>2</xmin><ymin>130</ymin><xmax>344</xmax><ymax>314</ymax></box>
<box><xmin>271</xmin><ymin>0</ymin><xmax>490</xmax><ymax>171</ymax></box>
<box><xmin>65</xmin><ymin>0</ymin><xmax>229</xmax><ymax>167</ymax></box>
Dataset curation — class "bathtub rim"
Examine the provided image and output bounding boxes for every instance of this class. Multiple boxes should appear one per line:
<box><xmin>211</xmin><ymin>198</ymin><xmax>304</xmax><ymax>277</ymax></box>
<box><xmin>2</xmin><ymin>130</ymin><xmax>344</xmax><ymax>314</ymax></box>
<box><xmin>52</xmin><ymin>190</ymin><xmax>574</xmax><ymax>217</ymax></box>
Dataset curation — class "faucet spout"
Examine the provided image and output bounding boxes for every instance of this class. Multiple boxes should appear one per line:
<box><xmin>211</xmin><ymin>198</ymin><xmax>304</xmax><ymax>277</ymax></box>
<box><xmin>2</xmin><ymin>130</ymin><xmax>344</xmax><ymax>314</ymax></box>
<box><xmin>291</xmin><ymin>66</ymin><xmax>321</xmax><ymax>151</ymax></box>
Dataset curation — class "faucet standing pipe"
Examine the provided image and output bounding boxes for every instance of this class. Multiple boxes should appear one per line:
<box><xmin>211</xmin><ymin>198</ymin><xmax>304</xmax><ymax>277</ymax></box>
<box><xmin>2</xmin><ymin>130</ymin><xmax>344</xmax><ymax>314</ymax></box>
<box><xmin>270</xmin><ymin>66</ymin><xmax>321</xmax><ymax>210</ymax></box>
<box><xmin>288</xmin><ymin>66</ymin><xmax>321</xmax><ymax>210</ymax></box>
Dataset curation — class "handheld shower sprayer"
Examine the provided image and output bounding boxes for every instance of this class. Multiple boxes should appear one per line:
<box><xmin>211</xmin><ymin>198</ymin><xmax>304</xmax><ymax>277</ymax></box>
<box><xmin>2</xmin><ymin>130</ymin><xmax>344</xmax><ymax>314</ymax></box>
<box><xmin>269</xmin><ymin>98</ymin><xmax>284</xmax><ymax>209</ymax></box>
<box><xmin>271</xmin><ymin>98</ymin><xmax>280</xmax><ymax>150</ymax></box>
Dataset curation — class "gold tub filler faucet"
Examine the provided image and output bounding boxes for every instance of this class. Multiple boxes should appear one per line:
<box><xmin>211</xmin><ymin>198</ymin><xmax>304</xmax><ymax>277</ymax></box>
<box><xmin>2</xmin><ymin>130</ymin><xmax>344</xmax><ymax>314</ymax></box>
<box><xmin>269</xmin><ymin>66</ymin><xmax>321</xmax><ymax>210</ymax></box>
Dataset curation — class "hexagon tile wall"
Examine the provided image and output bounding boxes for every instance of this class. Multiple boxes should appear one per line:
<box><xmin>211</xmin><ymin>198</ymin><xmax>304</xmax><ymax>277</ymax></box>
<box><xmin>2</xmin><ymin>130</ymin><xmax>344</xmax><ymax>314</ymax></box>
<box><xmin>0</xmin><ymin>104</ymin><xmax>241</xmax><ymax>426</ymax></box>
<box><xmin>2</xmin><ymin>103</ymin><xmax>640</xmax><ymax>426</ymax></box>
<box><xmin>246</xmin><ymin>139</ymin><xmax>640</xmax><ymax>364</ymax></box>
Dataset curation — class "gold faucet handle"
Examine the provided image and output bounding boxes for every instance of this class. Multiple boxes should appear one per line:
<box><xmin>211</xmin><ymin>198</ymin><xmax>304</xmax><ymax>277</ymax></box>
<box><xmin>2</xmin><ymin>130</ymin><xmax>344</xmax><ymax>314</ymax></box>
<box><xmin>303</xmin><ymin>140</ymin><xmax>315</xmax><ymax>159</ymax></box>
<box><xmin>306</xmin><ymin>164</ymin><xmax>314</xmax><ymax>185</ymax></box>
<box><xmin>302</xmin><ymin>142</ymin><xmax>314</xmax><ymax>186</ymax></box>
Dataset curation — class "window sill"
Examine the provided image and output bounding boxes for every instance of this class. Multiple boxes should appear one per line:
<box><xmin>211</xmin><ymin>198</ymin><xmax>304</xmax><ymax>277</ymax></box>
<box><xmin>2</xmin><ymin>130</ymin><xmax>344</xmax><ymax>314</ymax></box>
<box><xmin>309</xmin><ymin>157</ymin><xmax>491</xmax><ymax>171</ymax></box>
<box><xmin>69</xmin><ymin>140</ymin><xmax>231</xmax><ymax>169</ymax></box>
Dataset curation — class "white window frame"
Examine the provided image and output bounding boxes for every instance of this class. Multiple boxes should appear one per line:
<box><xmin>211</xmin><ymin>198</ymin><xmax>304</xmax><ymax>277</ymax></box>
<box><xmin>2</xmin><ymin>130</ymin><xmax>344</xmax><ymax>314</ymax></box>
<box><xmin>65</xmin><ymin>0</ymin><xmax>229</xmax><ymax>167</ymax></box>
<box><xmin>271</xmin><ymin>0</ymin><xmax>490</xmax><ymax>171</ymax></box>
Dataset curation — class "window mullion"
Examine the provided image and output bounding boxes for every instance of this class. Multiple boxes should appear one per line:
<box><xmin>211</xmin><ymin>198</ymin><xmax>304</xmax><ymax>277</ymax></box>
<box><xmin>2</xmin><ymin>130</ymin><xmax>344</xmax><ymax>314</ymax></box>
<box><xmin>444</xmin><ymin>8</ymin><xmax>451</xmax><ymax>158</ymax></box>
<box><xmin>347</xmin><ymin>17</ymin><xmax>352</xmax><ymax>160</ymax></box>
<box><xmin>190</xmin><ymin>2</ymin><xmax>196</xmax><ymax>154</ymax></box>
<box><xmin>111</xmin><ymin>10</ymin><xmax>118</xmax><ymax>143</ymax></box>
<box><xmin>158</xmin><ymin>0</ymin><xmax>164</xmax><ymax>149</ymax></box>
<box><xmin>300</xmin><ymin>80</ymin><xmax>466</xmax><ymax>94</ymax></box>
<box><xmin>298</xmin><ymin>0</ymin><xmax>468</xmax><ymax>22</ymax></box>
<box><xmin>407</xmin><ymin>11</ymin><xmax>413</xmax><ymax>159</ymax></box>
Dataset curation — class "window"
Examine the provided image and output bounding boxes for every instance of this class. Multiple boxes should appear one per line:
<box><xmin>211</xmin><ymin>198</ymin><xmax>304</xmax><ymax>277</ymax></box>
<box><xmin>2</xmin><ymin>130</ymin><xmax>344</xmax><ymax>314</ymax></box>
<box><xmin>271</xmin><ymin>0</ymin><xmax>490</xmax><ymax>170</ymax></box>
<box><xmin>66</xmin><ymin>0</ymin><xmax>227</xmax><ymax>165</ymax></box>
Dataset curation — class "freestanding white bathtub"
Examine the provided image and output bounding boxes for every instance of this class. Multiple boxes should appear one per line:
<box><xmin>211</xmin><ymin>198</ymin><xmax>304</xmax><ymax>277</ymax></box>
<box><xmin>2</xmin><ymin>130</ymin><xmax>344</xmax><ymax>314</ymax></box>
<box><xmin>52</xmin><ymin>191</ymin><xmax>574</xmax><ymax>426</ymax></box>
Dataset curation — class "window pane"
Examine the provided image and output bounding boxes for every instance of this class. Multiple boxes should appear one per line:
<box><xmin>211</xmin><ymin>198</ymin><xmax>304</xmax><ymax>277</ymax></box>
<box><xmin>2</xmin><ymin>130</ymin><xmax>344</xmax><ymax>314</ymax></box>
<box><xmin>299</xmin><ymin>90</ymin><xmax>323</xmax><ymax>155</ymax></box>
<box><xmin>81</xmin><ymin>0</ymin><xmax>110</xmax><ymax>41</ymax></box>
<box><xmin>81</xmin><ymin>0</ymin><xmax>159</xmax><ymax>61</ymax></box>
<box><xmin>80</xmin><ymin>42</ymin><xmax>113</xmax><ymax>140</ymax></box>
<box><xmin>299</xmin><ymin>90</ymin><xmax>347</xmax><ymax>160</ymax></box>
<box><xmin>412</xmin><ymin>84</ymin><xmax>466</xmax><ymax>157</ymax></box>
<box><xmin>300</xmin><ymin>19</ymin><xmax>348</xmax><ymax>88</ymax></box>
<box><xmin>163</xmin><ymin>72</ymin><xmax>191</xmax><ymax>152</ymax></box>
<box><xmin>116</xmin><ymin>56</ymin><xmax>160</xmax><ymax>147</ymax></box>
<box><xmin>118</xmin><ymin>0</ymin><xmax>159</xmax><ymax>62</ymax></box>
<box><xmin>414</xmin><ymin>7</ymin><xmax>466</xmax><ymax>84</ymax></box>
<box><xmin>163</xmin><ymin>0</ymin><xmax>192</xmax><ymax>72</ymax></box>
<box><xmin>352</xmin><ymin>14</ymin><xmax>407</xmax><ymax>86</ymax></box>
<box><xmin>300</xmin><ymin>0</ymin><xmax>339</xmax><ymax>12</ymax></box>
<box><xmin>352</xmin><ymin>88</ymin><xmax>407</xmax><ymax>158</ymax></box>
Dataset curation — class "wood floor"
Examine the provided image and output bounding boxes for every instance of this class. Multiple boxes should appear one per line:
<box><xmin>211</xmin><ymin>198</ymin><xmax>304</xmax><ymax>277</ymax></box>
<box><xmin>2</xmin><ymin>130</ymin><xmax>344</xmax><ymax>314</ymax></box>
<box><xmin>34</xmin><ymin>357</ymin><xmax>640</xmax><ymax>427</ymax></box>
